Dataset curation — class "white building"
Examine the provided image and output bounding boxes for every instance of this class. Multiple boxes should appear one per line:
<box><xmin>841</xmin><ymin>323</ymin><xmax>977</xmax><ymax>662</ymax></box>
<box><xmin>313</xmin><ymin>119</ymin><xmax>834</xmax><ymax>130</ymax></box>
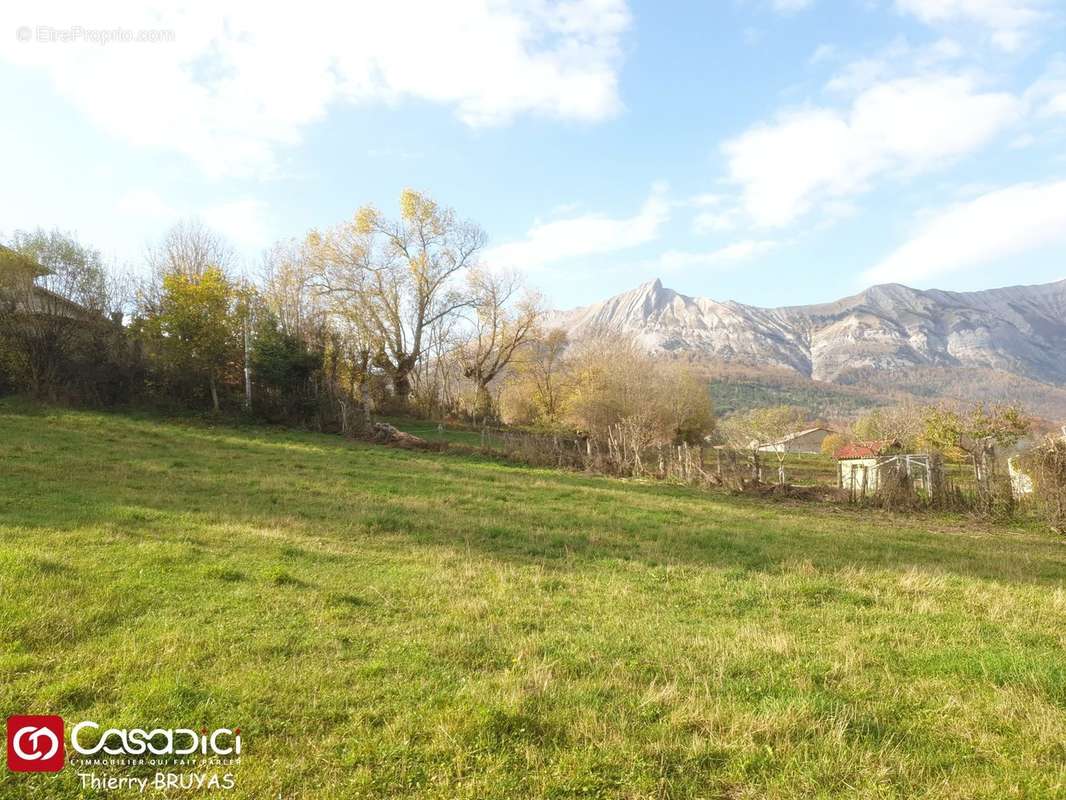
<box><xmin>835</xmin><ymin>440</ymin><xmax>930</xmax><ymax>495</ymax></box>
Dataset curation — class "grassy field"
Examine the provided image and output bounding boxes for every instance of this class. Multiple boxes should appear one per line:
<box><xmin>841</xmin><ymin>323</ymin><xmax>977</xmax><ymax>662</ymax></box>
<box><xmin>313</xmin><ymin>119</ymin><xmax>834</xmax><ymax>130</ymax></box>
<box><xmin>1</xmin><ymin>401</ymin><xmax>1064</xmax><ymax>799</ymax></box>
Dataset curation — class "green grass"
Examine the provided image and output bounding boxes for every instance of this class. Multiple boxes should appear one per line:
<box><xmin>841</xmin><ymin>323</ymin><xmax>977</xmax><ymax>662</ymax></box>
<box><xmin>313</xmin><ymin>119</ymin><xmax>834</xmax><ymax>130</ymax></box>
<box><xmin>1</xmin><ymin>401</ymin><xmax>1064</xmax><ymax>799</ymax></box>
<box><xmin>778</xmin><ymin>453</ymin><xmax>839</xmax><ymax>485</ymax></box>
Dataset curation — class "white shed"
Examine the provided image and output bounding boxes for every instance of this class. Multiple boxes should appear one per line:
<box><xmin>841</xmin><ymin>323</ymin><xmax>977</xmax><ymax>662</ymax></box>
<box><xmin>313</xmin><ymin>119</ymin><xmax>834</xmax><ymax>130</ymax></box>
<box><xmin>835</xmin><ymin>440</ymin><xmax>928</xmax><ymax>495</ymax></box>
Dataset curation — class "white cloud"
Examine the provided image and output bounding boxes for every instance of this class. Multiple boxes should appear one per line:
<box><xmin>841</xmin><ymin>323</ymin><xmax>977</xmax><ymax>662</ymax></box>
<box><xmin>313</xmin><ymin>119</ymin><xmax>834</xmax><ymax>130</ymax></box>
<box><xmin>824</xmin><ymin>38</ymin><xmax>964</xmax><ymax>94</ymax></box>
<box><xmin>485</xmin><ymin>184</ymin><xmax>670</xmax><ymax>271</ymax></box>
<box><xmin>656</xmin><ymin>240</ymin><xmax>778</xmax><ymax>271</ymax></box>
<box><xmin>894</xmin><ymin>0</ymin><xmax>1052</xmax><ymax>52</ymax></box>
<box><xmin>1026</xmin><ymin>57</ymin><xmax>1066</xmax><ymax>118</ymax></box>
<box><xmin>1045</xmin><ymin>94</ymin><xmax>1066</xmax><ymax>116</ymax></box>
<box><xmin>1045</xmin><ymin>95</ymin><xmax>1066</xmax><ymax>116</ymax></box>
<box><xmin>864</xmin><ymin>180</ymin><xmax>1066</xmax><ymax>284</ymax></box>
<box><xmin>809</xmin><ymin>44</ymin><xmax>837</xmax><ymax>65</ymax></box>
<box><xmin>0</xmin><ymin>0</ymin><xmax>631</xmax><ymax>177</ymax></box>
<box><xmin>722</xmin><ymin>75</ymin><xmax>1021</xmax><ymax>227</ymax></box>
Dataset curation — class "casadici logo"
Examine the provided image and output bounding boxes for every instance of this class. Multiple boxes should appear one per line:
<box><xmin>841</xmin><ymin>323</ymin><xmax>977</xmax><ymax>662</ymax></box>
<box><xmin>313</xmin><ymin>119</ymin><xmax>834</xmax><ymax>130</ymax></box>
<box><xmin>8</xmin><ymin>714</ymin><xmax>243</xmax><ymax>791</ymax></box>
<box><xmin>7</xmin><ymin>715</ymin><xmax>65</xmax><ymax>772</ymax></box>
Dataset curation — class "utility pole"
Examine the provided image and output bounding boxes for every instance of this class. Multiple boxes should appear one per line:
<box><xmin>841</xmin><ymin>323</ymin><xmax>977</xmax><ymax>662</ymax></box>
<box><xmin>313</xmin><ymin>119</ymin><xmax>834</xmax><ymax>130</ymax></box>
<box><xmin>243</xmin><ymin>316</ymin><xmax>252</xmax><ymax>411</ymax></box>
<box><xmin>242</xmin><ymin>280</ymin><xmax>252</xmax><ymax>412</ymax></box>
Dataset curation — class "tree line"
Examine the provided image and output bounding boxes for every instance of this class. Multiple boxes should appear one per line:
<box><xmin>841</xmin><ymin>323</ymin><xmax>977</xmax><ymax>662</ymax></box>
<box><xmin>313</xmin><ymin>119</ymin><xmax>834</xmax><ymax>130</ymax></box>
<box><xmin>0</xmin><ymin>191</ymin><xmax>715</xmax><ymax>448</ymax></box>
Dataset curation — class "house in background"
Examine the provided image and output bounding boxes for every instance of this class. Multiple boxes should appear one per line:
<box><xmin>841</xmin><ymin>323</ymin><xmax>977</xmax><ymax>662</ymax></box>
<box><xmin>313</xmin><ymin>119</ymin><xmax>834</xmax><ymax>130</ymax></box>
<box><xmin>756</xmin><ymin>427</ymin><xmax>834</xmax><ymax>455</ymax></box>
<box><xmin>0</xmin><ymin>245</ymin><xmax>96</xmax><ymax>321</ymax></box>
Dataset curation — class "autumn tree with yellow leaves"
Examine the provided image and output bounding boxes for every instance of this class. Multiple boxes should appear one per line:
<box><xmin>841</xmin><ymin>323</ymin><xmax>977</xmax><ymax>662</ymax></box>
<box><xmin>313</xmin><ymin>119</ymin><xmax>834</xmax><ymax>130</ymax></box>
<box><xmin>307</xmin><ymin>190</ymin><xmax>486</xmax><ymax>406</ymax></box>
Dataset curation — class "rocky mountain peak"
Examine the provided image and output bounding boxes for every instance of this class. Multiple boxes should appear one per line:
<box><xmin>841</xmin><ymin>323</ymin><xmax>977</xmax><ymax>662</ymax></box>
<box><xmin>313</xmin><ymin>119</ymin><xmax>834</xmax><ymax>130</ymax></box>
<box><xmin>552</xmin><ymin>278</ymin><xmax>1066</xmax><ymax>388</ymax></box>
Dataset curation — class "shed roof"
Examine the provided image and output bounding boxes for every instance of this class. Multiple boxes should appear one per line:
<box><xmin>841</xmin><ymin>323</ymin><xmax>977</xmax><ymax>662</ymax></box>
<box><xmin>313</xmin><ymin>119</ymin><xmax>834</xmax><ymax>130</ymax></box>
<box><xmin>759</xmin><ymin>427</ymin><xmax>833</xmax><ymax>448</ymax></box>
<box><xmin>778</xmin><ymin>426</ymin><xmax>831</xmax><ymax>442</ymax></box>
<box><xmin>835</xmin><ymin>440</ymin><xmax>899</xmax><ymax>460</ymax></box>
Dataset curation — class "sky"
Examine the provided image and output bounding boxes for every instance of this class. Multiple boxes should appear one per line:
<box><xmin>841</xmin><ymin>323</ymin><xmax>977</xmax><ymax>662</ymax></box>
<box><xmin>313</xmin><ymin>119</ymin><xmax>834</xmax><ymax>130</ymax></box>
<box><xmin>1</xmin><ymin>0</ymin><xmax>1065</xmax><ymax>310</ymax></box>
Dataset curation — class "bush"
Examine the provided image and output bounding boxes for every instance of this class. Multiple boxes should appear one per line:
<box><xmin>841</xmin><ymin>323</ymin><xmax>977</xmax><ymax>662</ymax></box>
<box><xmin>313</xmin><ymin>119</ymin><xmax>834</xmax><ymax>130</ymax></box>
<box><xmin>561</xmin><ymin>334</ymin><xmax>714</xmax><ymax>446</ymax></box>
<box><xmin>0</xmin><ymin>336</ymin><xmax>15</xmax><ymax>396</ymax></box>
<box><xmin>1023</xmin><ymin>439</ymin><xmax>1066</xmax><ymax>534</ymax></box>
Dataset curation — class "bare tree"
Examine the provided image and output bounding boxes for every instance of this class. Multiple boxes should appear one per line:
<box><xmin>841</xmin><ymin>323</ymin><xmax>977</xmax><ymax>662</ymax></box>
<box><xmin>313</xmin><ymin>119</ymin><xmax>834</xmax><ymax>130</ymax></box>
<box><xmin>458</xmin><ymin>268</ymin><xmax>541</xmax><ymax>420</ymax></box>
<box><xmin>504</xmin><ymin>327</ymin><xmax>571</xmax><ymax>427</ymax></box>
<box><xmin>412</xmin><ymin>311</ymin><xmax>461</xmax><ymax>418</ymax></box>
<box><xmin>308</xmin><ymin>190</ymin><xmax>484</xmax><ymax>405</ymax></box>
<box><xmin>147</xmin><ymin>219</ymin><xmax>236</xmax><ymax>280</ymax></box>
<box><xmin>660</xmin><ymin>362</ymin><xmax>715</xmax><ymax>444</ymax></box>
<box><xmin>721</xmin><ymin>405</ymin><xmax>808</xmax><ymax>484</ymax></box>
<box><xmin>260</xmin><ymin>239</ymin><xmax>327</xmax><ymax>342</ymax></box>
<box><xmin>561</xmin><ymin>333</ymin><xmax>712</xmax><ymax>446</ymax></box>
<box><xmin>564</xmin><ymin>333</ymin><xmax>647</xmax><ymax>438</ymax></box>
<box><xmin>138</xmin><ymin>220</ymin><xmax>238</xmax><ymax>324</ymax></box>
<box><xmin>853</xmin><ymin>402</ymin><xmax>924</xmax><ymax>450</ymax></box>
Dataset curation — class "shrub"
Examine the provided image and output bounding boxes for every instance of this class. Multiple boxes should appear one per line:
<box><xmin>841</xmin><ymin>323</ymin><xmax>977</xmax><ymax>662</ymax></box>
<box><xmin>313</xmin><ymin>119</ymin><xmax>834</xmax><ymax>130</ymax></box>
<box><xmin>1022</xmin><ymin>438</ymin><xmax>1066</xmax><ymax>534</ymax></box>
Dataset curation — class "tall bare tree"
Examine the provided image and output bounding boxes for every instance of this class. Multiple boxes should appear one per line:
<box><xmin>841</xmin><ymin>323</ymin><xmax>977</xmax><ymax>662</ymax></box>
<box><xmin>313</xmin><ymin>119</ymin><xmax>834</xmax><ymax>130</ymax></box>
<box><xmin>458</xmin><ymin>268</ymin><xmax>541</xmax><ymax>420</ymax></box>
<box><xmin>503</xmin><ymin>327</ymin><xmax>571</xmax><ymax>427</ymax></box>
<box><xmin>260</xmin><ymin>239</ymin><xmax>327</xmax><ymax>343</ymax></box>
<box><xmin>308</xmin><ymin>190</ymin><xmax>484</xmax><ymax>404</ymax></box>
<box><xmin>413</xmin><ymin>311</ymin><xmax>462</xmax><ymax>417</ymax></box>
<box><xmin>147</xmin><ymin>219</ymin><xmax>236</xmax><ymax>280</ymax></box>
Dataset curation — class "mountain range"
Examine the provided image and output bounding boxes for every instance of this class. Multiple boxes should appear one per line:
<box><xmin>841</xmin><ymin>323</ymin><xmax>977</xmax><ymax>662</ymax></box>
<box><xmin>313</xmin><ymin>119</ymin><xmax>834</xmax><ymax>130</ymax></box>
<box><xmin>552</xmin><ymin>278</ymin><xmax>1066</xmax><ymax>419</ymax></box>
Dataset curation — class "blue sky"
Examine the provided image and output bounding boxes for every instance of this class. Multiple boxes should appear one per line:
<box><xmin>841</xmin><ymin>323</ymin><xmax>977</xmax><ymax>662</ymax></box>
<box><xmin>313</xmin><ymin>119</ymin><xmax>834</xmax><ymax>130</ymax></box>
<box><xmin>1</xmin><ymin>0</ymin><xmax>1065</xmax><ymax>310</ymax></box>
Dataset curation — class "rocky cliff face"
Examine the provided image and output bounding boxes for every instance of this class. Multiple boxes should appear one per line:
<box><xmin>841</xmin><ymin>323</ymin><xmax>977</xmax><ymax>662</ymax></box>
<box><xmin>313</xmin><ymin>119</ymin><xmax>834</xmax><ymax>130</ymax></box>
<box><xmin>552</xmin><ymin>278</ymin><xmax>1066</xmax><ymax>386</ymax></box>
